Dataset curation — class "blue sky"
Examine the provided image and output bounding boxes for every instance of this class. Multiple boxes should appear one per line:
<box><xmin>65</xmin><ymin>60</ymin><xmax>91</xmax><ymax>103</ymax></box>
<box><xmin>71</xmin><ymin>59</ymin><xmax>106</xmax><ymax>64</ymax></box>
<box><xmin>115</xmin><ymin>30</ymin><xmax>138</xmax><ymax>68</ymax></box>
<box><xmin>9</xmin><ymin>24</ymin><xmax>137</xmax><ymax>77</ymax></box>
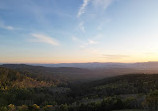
<box><xmin>0</xmin><ymin>0</ymin><xmax>158</xmax><ymax>63</ymax></box>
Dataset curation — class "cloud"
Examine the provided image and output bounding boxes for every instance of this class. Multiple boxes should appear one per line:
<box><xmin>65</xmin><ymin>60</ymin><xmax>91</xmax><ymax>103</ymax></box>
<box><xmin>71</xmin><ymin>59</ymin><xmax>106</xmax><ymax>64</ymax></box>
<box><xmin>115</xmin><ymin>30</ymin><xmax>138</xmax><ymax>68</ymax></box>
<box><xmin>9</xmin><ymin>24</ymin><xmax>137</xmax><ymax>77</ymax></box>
<box><xmin>31</xmin><ymin>33</ymin><xmax>59</xmax><ymax>46</ymax></box>
<box><xmin>0</xmin><ymin>21</ymin><xmax>15</xmax><ymax>30</ymax></box>
<box><xmin>88</xmin><ymin>40</ymin><xmax>98</xmax><ymax>44</ymax></box>
<box><xmin>0</xmin><ymin>19</ymin><xmax>22</xmax><ymax>31</ymax></box>
<box><xmin>80</xmin><ymin>39</ymin><xmax>98</xmax><ymax>48</ymax></box>
<box><xmin>92</xmin><ymin>0</ymin><xmax>114</xmax><ymax>10</ymax></box>
<box><xmin>77</xmin><ymin>0</ymin><xmax>115</xmax><ymax>33</ymax></box>
<box><xmin>79</xmin><ymin>21</ymin><xmax>85</xmax><ymax>32</ymax></box>
<box><xmin>102</xmin><ymin>54</ymin><xmax>130</xmax><ymax>59</ymax></box>
<box><xmin>77</xmin><ymin>0</ymin><xmax>115</xmax><ymax>18</ymax></box>
<box><xmin>97</xmin><ymin>18</ymin><xmax>111</xmax><ymax>30</ymax></box>
<box><xmin>72</xmin><ymin>34</ymin><xmax>101</xmax><ymax>48</ymax></box>
<box><xmin>77</xmin><ymin>0</ymin><xmax>90</xmax><ymax>17</ymax></box>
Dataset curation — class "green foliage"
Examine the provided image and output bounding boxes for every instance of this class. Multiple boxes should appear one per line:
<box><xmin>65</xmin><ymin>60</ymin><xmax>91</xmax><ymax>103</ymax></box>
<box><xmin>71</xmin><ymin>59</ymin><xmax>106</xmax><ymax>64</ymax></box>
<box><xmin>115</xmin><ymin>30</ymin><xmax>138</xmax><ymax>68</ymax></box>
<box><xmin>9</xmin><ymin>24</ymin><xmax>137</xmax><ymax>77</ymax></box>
<box><xmin>17</xmin><ymin>105</ymin><xmax>28</xmax><ymax>111</ymax></box>
<box><xmin>71</xmin><ymin>74</ymin><xmax>158</xmax><ymax>98</ymax></box>
<box><xmin>123</xmin><ymin>97</ymin><xmax>137</xmax><ymax>109</ymax></box>
<box><xmin>59</xmin><ymin>104</ymin><xmax>69</xmax><ymax>111</ymax></box>
<box><xmin>0</xmin><ymin>106</ymin><xmax>8</xmax><ymax>111</ymax></box>
<box><xmin>42</xmin><ymin>105</ymin><xmax>53</xmax><ymax>111</ymax></box>
<box><xmin>1</xmin><ymin>65</ymin><xmax>158</xmax><ymax>111</ymax></box>
<box><xmin>144</xmin><ymin>90</ymin><xmax>158</xmax><ymax>110</ymax></box>
<box><xmin>8</xmin><ymin>104</ymin><xmax>16</xmax><ymax>111</ymax></box>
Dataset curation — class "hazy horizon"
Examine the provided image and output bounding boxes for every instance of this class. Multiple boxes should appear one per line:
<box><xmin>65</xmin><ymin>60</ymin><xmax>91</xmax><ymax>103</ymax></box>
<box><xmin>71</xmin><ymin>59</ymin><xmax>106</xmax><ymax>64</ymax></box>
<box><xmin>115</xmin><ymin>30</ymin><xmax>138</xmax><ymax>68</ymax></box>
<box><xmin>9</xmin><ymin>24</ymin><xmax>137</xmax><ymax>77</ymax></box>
<box><xmin>1</xmin><ymin>61</ymin><xmax>158</xmax><ymax>65</ymax></box>
<box><xmin>1</xmin><ymin>0</ymin><xmax>158</xmax><ymax>63</ymax></box>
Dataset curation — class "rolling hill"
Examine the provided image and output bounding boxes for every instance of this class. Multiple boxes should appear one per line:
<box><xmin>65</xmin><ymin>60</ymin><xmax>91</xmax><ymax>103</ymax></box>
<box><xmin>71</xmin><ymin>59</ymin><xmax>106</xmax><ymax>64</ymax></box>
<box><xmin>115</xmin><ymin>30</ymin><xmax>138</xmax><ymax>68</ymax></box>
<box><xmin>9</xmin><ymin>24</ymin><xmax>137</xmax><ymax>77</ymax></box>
<box><xmin>0</xmin><ymin>67</ymin><xmax>50</xmax><ymax>90</ymax></box>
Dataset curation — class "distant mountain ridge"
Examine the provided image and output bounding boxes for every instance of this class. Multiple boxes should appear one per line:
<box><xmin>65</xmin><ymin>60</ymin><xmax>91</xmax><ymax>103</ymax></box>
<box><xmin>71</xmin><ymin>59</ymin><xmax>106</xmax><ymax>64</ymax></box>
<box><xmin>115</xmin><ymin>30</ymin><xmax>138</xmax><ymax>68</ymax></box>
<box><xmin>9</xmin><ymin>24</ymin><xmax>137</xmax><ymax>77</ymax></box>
<box><xmin>0</xmin><ymin>64</ymin><xmax>96</xmax><ymax>84</ymax></box>
<box><xmin>2</xmin><ymin>62</ymin><xmax>158</xmax><ymax>82</ymax></box>
<box><xmin>2</xmin><ymin>62</ymin><xmax>158</xmax><ymax>70</ymax></box>
<box><xmin>31</xmin><ymin>61</ymin><xmax>158</xmax><ymax>70</ymax></box>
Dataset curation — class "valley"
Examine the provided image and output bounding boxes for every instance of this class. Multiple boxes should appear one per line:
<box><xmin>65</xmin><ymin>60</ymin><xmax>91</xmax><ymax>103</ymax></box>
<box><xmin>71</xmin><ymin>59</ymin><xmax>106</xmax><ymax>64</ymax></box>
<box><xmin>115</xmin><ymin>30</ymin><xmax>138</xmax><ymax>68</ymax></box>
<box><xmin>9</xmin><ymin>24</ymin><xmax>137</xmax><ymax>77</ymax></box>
<box><xmin>0</xmin><ymin>64</ymin><xmax>158</xmax><ymax>111</ymax></box>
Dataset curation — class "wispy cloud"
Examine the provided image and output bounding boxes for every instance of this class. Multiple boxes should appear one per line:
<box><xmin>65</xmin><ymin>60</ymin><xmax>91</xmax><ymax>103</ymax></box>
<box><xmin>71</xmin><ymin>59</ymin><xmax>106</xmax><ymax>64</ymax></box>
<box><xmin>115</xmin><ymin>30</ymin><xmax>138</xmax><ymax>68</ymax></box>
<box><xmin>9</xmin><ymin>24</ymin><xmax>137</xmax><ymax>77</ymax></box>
<box><xmin>88</xmin><ymin>40</ymin><xmax>98</xmax><ymax>44</ymax></box>
<box><xmin>31</xmin><ymin>33</ymin><xmax>59</xmax><ymax>46</ymax></box>
<box><xmin>72</xmin><ymin>36</ymin><xmax>98</xmax><ymax>48</ymax></box>
<box><xmin>0</xmin><ymin>21</ymin><xmax>15</xmax><ymax>30</ymax></box>
<box><xmin>77</xmin><ymin>0</ymin><xmax>115</xmax><ymax>18</ymax></box>
<box><xmin>72</xmin><ymin>34</ymin><xmax>102</xmax><ymax>48</ymax></box>
<box><xmin>79</xmin><ymin>21</ymin><xmax>85</xmax><ymax>32</ymax></box>
<box><xmin>80</xmin><ymin>40</ymin><xmax>98</xmax><ymax>48</ymax></box>
<box><xmin>77</xmin><ymin>0</ymin><xmax>115</xmax><ymax>33</ymax></box>
<box><xmin>77</xmin><ymin>0</ymin><xmax>90</xmax><ymax>18</ymax></box>
<box><xmin>92</xmin><ymin>0</ymin><xmax>114</xmax><ymax>10</ymax></box>
<box><xmin>97</xmin><ymin>18</ymin><xmax>111</xmax><ymax>30</ymax></box>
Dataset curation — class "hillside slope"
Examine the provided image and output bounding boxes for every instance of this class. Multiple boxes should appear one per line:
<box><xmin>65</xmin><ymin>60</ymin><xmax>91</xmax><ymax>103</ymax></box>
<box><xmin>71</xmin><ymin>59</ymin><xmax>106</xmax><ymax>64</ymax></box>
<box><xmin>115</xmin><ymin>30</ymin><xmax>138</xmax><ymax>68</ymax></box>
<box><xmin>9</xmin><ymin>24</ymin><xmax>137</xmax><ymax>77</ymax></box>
<box><xmin>0</xmin><ymin>67</ymin><xmax>51</xmax><ymax>90</ymax></box>
<box><xmin>1</xmin><ymin>64</ymin><xmax>147</xmax><ymax>82</ymax></box>
<box><xmin>71</xmin><ymin>74</ymin><xmax>158</xmax><ymax>98</ymax></box>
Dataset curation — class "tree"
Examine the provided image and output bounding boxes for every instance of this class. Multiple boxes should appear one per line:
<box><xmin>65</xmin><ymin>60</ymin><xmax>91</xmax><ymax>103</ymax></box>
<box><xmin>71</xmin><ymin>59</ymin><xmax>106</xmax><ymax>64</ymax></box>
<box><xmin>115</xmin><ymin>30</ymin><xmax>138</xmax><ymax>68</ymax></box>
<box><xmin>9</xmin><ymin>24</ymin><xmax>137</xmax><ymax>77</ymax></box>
<box><xmin>145</xmin><ymin>90</ymin><xmax>158</xmax><ymax>111</ymax></box>
<box><xmin>8</xmin><ymin>104</ymin><xmax>16</xmax><ymax>111</ymax></box>
<box><xmin>59</xmin><ymin>104</ymin><xmax>68</xmax><ymax>111</ymax></box>
<box><xmin>17</xmin><ymin>105</ymin><xmax>28</xmax><ymax>111</ymax></box>
<box><xmin>29</xmin><ymin>104</ymin><xmax>40</xmax><ymax>111</ymax></box>
<box><xmin>0</xmin><ymin>106</ymin><xmax>8</xmax><ymax>111</ymax></box>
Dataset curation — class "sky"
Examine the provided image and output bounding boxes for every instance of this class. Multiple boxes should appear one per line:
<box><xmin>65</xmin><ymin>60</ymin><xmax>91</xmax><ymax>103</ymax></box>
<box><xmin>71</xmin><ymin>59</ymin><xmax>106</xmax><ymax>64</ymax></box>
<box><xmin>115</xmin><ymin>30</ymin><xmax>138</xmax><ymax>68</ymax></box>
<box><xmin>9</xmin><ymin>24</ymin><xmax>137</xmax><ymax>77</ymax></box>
<box><xmin>0</xmin><ymin>0</ymin><xmax>158</xmax><ymax>63</ymax></box>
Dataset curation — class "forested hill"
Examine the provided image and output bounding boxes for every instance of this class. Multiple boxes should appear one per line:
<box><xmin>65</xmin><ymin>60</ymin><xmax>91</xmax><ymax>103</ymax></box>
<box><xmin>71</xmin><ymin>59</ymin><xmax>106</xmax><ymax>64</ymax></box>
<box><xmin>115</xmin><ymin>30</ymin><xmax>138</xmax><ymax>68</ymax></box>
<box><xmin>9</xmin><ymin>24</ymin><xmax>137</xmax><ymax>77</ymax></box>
<box><xmin>1</xmin><ymin>67</ymin><xmax>158</xmax><ymax>110</ymax></box>
<box><xmin>1</xmin><ymin>64</ymin><xmax>153</xmax><ymax>83</ymax></box>
<box><xmin>1</xmin><ymin>64</ymin><xmax>89</xmax><ymax>73</ymax></box>
<box><xmin>0</xmin><ymin>64</ymin><xmax>95</xmax><ymax>85</ymax></box>
<box><xmin>2</xmin><ymin>64</ymin><xmax>158</xmax><ymax>89</ymax></box>
<box><xmin>0</xmin><ymin>67</ymin><xmax>51</xmax><ymax>90</ymax></box>
<box><xmin>71</xmin><ymin>74</ymin><xmax>158</xmax><ymax>98</ymax></box>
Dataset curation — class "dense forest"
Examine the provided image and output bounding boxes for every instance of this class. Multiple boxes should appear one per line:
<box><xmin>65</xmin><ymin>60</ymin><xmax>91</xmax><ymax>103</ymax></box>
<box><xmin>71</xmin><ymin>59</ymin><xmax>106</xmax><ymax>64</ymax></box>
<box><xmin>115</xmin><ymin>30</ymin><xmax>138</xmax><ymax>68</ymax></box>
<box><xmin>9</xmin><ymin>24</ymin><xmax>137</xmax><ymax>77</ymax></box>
<box><xmin>0</xmin><ymin>64</ymin><xmax>158</xmax><ymax>111</ymax></box>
